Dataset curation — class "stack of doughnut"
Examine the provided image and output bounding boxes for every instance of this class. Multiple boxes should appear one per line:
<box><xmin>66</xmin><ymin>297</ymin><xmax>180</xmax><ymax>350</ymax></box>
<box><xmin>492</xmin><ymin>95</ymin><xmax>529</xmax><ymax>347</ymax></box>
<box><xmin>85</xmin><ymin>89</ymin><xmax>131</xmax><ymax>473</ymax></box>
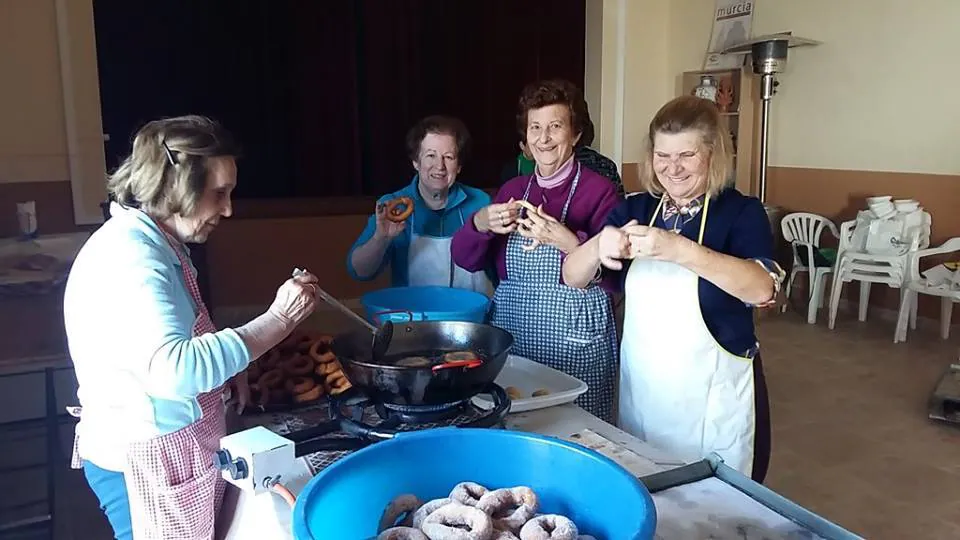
<box><xmin>245</xmin><ymin>330</ymin><xmax>353</xmax><ymax>408</ymax></box>
<box><xmin>374</xmin><ymin>482</ymin><xmax>597</xmax><ymax>540</ymax></box>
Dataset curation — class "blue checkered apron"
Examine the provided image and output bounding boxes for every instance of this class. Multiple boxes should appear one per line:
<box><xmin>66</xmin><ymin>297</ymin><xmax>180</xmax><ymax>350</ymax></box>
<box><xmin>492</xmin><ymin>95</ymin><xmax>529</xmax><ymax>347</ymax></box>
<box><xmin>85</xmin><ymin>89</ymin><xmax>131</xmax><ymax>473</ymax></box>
<box><xmin>490</xmin><ymin>163</ymin><xmax>618</xmax><ymax>423</ymax></box>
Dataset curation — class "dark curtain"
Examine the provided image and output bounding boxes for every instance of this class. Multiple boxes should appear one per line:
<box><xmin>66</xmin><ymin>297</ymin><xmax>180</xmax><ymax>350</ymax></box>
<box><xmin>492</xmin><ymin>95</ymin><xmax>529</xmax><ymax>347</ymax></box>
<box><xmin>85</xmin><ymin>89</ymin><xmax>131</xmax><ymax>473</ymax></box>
<box><xmin>94</xmin><ymin>0</ymin><xmax>585</xmax><ymax>199</ymax></box>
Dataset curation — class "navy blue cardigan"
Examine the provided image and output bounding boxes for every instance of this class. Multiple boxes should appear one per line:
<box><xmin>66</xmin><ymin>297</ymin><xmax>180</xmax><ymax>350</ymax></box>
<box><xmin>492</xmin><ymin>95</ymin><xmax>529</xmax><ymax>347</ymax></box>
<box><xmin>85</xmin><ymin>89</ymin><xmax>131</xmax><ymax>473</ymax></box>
<box><xmin>605</xmin><ymin>188</ymin><xmax>775</xmax><ymax>356</ymax></box>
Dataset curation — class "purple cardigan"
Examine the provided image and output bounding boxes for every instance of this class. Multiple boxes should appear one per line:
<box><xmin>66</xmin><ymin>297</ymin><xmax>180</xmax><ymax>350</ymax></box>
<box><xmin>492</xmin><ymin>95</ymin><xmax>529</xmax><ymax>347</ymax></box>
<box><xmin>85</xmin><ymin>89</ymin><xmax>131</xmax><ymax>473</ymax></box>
<box><xmin>451</xmin><ymin>163</ymin><xmax>622</xmax><ymax>293</ymax></box>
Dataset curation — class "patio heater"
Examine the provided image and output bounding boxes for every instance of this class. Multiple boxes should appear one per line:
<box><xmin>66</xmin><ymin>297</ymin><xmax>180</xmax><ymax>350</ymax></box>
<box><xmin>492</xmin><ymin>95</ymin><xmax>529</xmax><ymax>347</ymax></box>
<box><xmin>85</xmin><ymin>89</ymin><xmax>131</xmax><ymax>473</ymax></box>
<box><xmin>722</xmin><ymin>33</ymin><xmax>821</xmax><ymax>231</ymax></box>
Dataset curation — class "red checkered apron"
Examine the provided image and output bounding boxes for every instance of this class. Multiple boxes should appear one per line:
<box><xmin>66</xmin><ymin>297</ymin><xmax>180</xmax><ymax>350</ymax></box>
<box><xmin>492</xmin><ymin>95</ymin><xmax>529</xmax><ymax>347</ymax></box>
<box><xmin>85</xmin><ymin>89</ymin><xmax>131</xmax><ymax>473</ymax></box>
<box><xmin>69</xmin><ymin>232</ymin><xmax>228</xmax><ymax>539</ymax></box>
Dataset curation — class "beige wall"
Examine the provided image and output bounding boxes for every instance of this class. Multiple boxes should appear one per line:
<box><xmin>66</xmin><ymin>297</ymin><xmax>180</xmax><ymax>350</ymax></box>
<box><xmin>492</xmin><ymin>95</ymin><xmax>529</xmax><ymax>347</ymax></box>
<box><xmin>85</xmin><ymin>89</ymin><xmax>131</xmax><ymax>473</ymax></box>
<box><xmin>0</xmin><ymin>0</ymin><xmax>106</xmax><ymax>225</ymax></box>
<box><xmin>591</xmin><ymin>0</ymin><xmax>960</xmax><ymax>176</ymax></box>
<box><xmin>0</xmin><ymin>0</ymin><xmax>68</xmax><ymax>183</ymax></box>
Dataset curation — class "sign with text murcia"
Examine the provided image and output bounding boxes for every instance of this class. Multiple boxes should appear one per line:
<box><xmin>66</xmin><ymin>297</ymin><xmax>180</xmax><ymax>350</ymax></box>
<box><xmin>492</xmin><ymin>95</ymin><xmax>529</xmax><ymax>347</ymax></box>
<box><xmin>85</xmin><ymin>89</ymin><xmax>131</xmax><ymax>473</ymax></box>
<box><xmin>704</xmin><ymin>0</ymin><xmax>755</xmax><ymax>70</ymax></box>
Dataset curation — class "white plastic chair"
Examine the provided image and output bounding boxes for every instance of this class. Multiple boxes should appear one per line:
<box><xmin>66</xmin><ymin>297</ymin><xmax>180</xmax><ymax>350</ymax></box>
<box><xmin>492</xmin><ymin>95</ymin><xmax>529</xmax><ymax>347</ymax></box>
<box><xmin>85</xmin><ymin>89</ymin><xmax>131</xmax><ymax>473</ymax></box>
<box><xmin>827</xmin><ymin>212</ymin><xmax>931</xmax><ymax>341</ymax></box>
<box><xmin>779</xmin><ymin>212</ymin><xmax>839</xmax><ymax>324</ymax></box>
<box><xmin>895</xmin><ymin>237</ymin><xmax>960</xmax><ymax>342</ymax></box>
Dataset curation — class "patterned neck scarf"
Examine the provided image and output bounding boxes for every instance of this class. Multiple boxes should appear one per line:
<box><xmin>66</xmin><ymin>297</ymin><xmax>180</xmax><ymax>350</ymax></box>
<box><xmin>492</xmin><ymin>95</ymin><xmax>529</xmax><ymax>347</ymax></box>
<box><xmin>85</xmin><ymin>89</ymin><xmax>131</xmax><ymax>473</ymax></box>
<box><xmin>662</xmin><ymin>195</ymin><xmax>705</xmax><ymax>233</ymax></box>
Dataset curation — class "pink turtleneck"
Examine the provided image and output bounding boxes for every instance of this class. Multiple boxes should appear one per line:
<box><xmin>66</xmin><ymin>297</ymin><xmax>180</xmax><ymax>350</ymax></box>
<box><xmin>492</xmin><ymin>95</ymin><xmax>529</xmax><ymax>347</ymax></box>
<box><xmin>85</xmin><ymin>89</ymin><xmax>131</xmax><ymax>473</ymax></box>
<box><xmin>535</xmin><ymin>155</ymin><xmax>575</xmax><ymax>188</ymax></box>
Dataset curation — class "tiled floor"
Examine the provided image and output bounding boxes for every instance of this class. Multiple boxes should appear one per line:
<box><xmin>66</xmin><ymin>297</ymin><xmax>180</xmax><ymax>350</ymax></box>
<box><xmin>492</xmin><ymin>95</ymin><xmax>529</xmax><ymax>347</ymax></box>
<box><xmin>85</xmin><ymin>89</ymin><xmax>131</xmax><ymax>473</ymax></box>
<box><xmin>25</xmin><ymin>309</ymin><xmax>960</xmax><ymax>539</ymax></box>
<box><xmin>758</xmin><ymin>309</ymin><xmax>960</xmax><ymax>539</ymax></box>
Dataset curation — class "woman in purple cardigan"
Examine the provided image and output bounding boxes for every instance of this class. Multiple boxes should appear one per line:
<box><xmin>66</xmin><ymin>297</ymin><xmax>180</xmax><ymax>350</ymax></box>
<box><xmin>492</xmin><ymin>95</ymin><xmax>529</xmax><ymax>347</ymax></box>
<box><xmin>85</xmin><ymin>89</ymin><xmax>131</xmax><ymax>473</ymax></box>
<box><xmin>452</xmin><ymin>80</ymin><xmax>622</xmax><ymax>422</ymax></box>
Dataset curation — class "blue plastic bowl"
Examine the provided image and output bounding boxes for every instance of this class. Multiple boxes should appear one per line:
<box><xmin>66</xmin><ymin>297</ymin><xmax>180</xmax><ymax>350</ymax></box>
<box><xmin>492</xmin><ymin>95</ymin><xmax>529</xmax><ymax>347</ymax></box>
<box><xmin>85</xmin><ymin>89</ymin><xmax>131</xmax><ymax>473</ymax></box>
<box><xmin>361</xmin><ymin>286</ymin><xmax>491</xmax><ymax>324</ymax></box>
<box><xmin>291</xmin><ymin>428</ymin><xmax>657</xmax><ymax>540</ymax></box>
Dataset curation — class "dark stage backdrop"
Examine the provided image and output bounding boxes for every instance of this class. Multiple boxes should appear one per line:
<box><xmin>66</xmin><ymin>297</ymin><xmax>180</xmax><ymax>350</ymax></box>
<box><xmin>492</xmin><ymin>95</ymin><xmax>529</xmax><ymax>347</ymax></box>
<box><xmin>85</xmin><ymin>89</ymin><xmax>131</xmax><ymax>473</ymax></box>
<box><xmin>93</xmin><ymin>0</ymin><xmax>586</xmax><ymax>199</ymax></box>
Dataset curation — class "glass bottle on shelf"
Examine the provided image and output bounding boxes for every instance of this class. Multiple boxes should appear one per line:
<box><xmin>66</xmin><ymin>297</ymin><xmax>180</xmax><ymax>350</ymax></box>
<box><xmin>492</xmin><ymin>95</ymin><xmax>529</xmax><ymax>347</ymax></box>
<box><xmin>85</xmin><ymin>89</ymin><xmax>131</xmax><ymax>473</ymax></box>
<box><xmin>693</xmin><ymin>75</ymin><xmax>718</xmax><ymax>102</ymax></box>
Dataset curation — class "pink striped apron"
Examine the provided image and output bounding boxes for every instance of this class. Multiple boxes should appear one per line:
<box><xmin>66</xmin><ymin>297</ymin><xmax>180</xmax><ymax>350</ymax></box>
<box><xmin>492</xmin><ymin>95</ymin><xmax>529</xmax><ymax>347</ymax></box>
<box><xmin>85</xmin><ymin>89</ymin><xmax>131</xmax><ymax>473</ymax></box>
<box><xmin>70</xmin><ymin>233</ymin><xmax>228</xmax><ymax>539</ymax></box>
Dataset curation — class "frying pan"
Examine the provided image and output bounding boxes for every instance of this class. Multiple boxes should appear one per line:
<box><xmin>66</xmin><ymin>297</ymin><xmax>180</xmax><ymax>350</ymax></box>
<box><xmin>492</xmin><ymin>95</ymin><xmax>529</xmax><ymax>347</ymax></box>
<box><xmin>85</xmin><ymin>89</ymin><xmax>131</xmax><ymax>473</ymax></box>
<box><xmin>331</xmin><ymin>319</ymin><xmax>514</xmax><ymax>406</ymax></box>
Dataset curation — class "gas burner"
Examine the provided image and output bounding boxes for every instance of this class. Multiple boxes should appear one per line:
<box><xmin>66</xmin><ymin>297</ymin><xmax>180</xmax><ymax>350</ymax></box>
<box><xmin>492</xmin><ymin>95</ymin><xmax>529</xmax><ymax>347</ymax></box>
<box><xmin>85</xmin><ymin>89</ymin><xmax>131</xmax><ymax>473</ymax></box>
<box><xmin>337</xmin><ymin>383</ymin><xmax>510</xmax><ymax>436</ymax></box>
<box><xmin>376</xmin><ymin>397</ymin><xmax>472</xmax><ymax>424</ymax></box>
<box><xmin>281</xmin><ymin>383</ymin><xmax>511</xmax><ymax>464</ymax></box>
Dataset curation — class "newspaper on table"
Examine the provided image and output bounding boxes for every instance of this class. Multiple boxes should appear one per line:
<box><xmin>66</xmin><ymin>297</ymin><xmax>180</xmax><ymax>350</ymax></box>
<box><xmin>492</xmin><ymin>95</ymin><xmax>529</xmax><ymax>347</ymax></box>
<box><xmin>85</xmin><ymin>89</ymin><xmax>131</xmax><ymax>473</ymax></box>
<box><xmin>704</xmin><ymin>0</ymin><xmax>755</xmax><ymax>70</ymax></box>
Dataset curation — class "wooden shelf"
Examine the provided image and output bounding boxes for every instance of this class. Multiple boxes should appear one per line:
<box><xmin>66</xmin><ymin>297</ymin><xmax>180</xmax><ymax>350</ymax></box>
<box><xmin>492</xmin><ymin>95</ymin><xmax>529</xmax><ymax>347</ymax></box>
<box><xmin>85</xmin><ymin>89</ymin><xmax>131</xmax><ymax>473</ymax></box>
<box><xmin>678</xmin><ymin>68</ymin><xmax>760</xmax><ymax>198</ymax></box>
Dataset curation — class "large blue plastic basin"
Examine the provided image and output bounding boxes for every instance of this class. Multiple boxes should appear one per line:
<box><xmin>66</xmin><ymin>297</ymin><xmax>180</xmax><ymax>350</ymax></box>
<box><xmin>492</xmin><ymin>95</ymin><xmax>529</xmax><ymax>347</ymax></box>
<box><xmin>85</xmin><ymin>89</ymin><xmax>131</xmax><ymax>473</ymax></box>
<box><xmin>291</xmin><ymin>428</ymin><xmax>657</xmax><ymax>540</ymax></box>
<box><xmin>361</xmin><ymin>286</ymin><xmax>490</xmax><ymax>324</ymax></box>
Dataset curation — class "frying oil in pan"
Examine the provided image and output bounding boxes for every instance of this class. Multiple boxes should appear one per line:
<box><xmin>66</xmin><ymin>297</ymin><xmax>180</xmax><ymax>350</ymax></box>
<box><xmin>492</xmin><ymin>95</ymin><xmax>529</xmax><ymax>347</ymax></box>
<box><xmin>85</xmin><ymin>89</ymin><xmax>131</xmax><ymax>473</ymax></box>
<box><xmin>376</xmin><ymin>349</ymin><xmax>488</xmax><ymax>368</ymax></box>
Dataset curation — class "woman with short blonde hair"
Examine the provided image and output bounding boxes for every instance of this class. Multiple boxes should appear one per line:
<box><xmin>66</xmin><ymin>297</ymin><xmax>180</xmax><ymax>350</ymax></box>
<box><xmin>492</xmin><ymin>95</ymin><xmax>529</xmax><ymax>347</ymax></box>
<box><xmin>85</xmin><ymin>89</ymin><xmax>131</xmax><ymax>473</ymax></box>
<box><xmin>65</xmin><ymin>115</ymin><xmax>321</xmax><ymax>539</ymax></box>
<box><xmin>635</xmin><ymin>95</ymin><xmax>735</xmax><ymax>199</ymax></box>
<box><xmin>564</xmin><ymin>96</ymin><xmax>784</xmax><ymax>482</ymax></box>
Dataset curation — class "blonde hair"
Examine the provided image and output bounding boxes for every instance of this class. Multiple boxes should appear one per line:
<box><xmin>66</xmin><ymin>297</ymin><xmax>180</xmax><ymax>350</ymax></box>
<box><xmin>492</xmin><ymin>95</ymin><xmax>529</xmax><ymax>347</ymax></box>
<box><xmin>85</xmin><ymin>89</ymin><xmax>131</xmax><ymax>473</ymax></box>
<box><xmin>637</xmin><ymin>96</ymin><xmax>734</xmax><ymax>199</ymax></box>
<box><xmin>107</xmin><ymin>115</ymin><xmax>239</xmax><ymax>219</ymax></box>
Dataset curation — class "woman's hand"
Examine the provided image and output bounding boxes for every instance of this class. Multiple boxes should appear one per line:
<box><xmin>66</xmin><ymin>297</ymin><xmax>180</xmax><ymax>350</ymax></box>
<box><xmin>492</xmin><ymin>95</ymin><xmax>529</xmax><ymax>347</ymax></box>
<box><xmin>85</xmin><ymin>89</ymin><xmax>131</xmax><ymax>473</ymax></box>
<box><xmin>226</xmin><ymin>371</ymin><xmax>250</xmax><ymax>414</ymax></box>
<box><xmin>268</xmin><ymin>270</ymin><xmax>320</xmax><ymax>326</ymax></box>
<box><xmin>374</xmin><ymin>202</ymin><xmax>406</xmax><ymax>240</ymax></box>
<box><xmin>597</xmin><ymin>220</ymin><xmax>640</xmax><ymax>270</ymax></box>
<box><xmin>625</xmin><ymin>225</ymin><xmax>690</xmax><ymax>262</ymax></box>
<box><xmin>516</xmin><ymin>204</ymin><xmax>580</xmax><ymax>254</ymax></box>
<box><xmin>474</xmin><ymin>198</ymin><xmax>520</xmax><ymax>234</ymax></box>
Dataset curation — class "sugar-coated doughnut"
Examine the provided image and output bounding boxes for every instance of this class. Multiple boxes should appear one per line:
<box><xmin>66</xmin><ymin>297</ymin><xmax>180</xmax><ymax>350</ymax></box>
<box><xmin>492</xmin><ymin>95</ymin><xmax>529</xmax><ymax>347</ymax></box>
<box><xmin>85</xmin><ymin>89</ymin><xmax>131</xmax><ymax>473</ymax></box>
<box><xmin>411</xmin><ymin>498</ymin><xmax>456</xmax><ymax>530</ymax></box>
<box><xmin>449</xmin><ymin>482</ymin><xmax>488</xmax><ymax>507</ymax></box>
<box><xmin>379</xmin><ymin>494</ymin><xmax>423</xmax><ymax>532</ymax></box>
<box><xmin>421</xmin><ymin>504</ymin><xmax>493</xmax><ymax>540</ymax></box>
<box><xmin>519</xmin><ymin>515</ymin><xmax>578</xmax><ymax>540</ymax></box>
<box><xmin>477</xmin><ymin>487</ymin><xmax>538</xmax><ymax>533</ymax></box>
<box><xmin>377</xmin><ymin>485</ymin><xmax>591</xmax><ymax>540</ymax></box>
<box><xmin>377</xmin><ymin>527</ymin><xmax>428</xmax><ymax>540</ymax></box>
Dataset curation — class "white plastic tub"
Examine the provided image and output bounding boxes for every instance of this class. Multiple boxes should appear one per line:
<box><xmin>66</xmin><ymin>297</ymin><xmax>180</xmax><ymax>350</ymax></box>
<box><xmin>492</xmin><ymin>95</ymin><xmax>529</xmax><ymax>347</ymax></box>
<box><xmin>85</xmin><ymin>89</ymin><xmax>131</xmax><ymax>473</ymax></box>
<box><xmin>472</xmin><ymin>354</ymin><xmax>588</xmax><ymax>413</ymax></box>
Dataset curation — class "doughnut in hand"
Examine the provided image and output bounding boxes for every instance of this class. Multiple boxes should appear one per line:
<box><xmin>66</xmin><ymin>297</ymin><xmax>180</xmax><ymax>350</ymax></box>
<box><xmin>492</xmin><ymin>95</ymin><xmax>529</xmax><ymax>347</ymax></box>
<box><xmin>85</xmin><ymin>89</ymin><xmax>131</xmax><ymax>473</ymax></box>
<box><xmin>477</xmin><ymin>487</ymin><xmax>538</xmax><ymax>533</ymax></box>
<box><xmin>384</xmin><ymin>196</ymin><xmax>414</xmax><ymax>223</ymax></box>
<box><xmin>421</xmin><ymin>504</ymin><xmax>493</xmax><ymax>540</ymax></box>
<box><xmin>449</xmin><ymin>482</ymin><xmax>488</xmax><ymax>507</ymax></box>
<box><xmin>379</xmin><ymin>494</ymin><xmax>422</xmax><ymax>532</ymax></box>
<box><xmin>519</xmin><ymin>515</ymin><xmax>578</xmax><ymax>540</ymax></box>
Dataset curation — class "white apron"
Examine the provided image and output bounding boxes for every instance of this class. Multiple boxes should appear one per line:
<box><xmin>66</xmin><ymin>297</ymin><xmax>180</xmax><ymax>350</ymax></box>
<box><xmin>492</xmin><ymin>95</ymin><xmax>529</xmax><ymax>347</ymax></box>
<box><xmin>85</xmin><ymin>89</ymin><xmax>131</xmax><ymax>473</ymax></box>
<box><xmin>617</xmin><ymin>196</ymin><xmax>757</xmax><ymax>476</ymax></box>
<box><xmin>407</xmin><ymin>206</ymin><xmax>494</xmax><ymax>296</ymax></box>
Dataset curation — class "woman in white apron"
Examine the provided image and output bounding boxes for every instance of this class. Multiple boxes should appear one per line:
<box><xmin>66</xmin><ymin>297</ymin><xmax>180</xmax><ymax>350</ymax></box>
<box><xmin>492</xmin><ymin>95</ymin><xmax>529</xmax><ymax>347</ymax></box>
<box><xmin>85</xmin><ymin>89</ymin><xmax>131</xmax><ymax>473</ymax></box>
<box><xmin>348</xmin><ymin>115</ymin><xmax>494</xmax><ymax>295</ymax></box>
<box><xmin>63</xmin><ymin>116</ymin><xmax>320</xmax><ymax>539</ymax></box>
<box><xmin>563</xmin><ymin>96</ymin><xmax>785</xmax><ymax>482</ymax></box>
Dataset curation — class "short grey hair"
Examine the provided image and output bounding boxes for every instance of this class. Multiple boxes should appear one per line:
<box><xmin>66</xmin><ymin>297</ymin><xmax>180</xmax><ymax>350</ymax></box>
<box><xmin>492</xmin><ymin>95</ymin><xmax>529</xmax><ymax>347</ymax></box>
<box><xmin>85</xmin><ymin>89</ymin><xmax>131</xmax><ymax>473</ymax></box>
<box><xmin>107</xmin><ymin>115</ymin><xmax>240</xmax><ymax>218</ymax></box>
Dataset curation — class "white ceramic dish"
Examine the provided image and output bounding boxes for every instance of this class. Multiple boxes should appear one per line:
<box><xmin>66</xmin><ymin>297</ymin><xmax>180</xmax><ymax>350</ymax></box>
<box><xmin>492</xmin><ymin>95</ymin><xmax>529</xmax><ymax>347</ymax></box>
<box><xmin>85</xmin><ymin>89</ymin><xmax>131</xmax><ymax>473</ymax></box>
<box><xmin>895</xmin><ymin>200</ymin><xmax>919</xmax><ymax>212</ymax></box>
<box><xmin>472</xmin><ymin>354</ymin><xmax>588</xmax><ymax>413</ymax></box>
<box><xmin>866</xmin><ymin>195</ymin><xmax>892</xmax><ymax>205</ymax></box>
